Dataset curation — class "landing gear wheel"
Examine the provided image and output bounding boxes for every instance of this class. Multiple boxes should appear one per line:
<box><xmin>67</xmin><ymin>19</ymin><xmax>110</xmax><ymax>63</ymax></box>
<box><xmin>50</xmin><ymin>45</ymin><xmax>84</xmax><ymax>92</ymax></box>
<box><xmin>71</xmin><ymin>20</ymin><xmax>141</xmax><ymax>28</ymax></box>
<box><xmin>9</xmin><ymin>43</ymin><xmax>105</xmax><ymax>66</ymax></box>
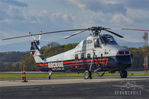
<box><xmin>84</xmin><ymin>70</ymin><xmax>89</xmax><ymax>79</ymax></box>
<box><xmin>48</xmin><ymin>75</ymin><xmax>51</xmax><ymax>79</ymax></box>
<box><xmin>120</xmin><ymin>70</ymin><xmax>127</xmax><ymax>78</ymax></box>
<box><xmin>84</xmin><ymin>70</ymin><xmax>92</xmax><ymax>79</ymax></box>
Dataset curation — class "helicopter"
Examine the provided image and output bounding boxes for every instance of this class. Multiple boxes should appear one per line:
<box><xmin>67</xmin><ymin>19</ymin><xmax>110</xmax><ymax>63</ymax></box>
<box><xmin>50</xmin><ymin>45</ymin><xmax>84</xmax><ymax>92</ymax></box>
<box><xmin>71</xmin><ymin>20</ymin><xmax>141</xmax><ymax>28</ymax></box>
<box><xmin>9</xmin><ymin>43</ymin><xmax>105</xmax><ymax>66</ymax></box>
<box><xmin>3</xmin><ymin>26</ymin><xmax>149</xmax><ymax>79</ymax></box>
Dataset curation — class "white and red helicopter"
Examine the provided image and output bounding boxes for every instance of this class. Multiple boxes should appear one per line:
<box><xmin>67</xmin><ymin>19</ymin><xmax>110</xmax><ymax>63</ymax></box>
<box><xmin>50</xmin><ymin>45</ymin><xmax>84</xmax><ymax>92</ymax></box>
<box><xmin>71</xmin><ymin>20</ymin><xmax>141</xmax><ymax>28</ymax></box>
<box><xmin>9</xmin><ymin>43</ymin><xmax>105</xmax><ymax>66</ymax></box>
<box><xmin>3</xmin><ymin>26</ymin><xmax>149</xmax><ymax>79</ymax></box>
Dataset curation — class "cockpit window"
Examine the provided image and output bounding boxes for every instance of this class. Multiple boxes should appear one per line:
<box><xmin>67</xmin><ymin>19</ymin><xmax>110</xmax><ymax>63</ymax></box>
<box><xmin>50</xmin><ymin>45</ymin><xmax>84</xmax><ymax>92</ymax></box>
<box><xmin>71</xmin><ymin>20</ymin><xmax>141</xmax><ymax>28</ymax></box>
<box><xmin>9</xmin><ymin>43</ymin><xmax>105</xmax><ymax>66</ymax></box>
<box><xmin>102</xmin><ymin>34</ymin><xmax>117</xmax><ymax>45</ymax></box>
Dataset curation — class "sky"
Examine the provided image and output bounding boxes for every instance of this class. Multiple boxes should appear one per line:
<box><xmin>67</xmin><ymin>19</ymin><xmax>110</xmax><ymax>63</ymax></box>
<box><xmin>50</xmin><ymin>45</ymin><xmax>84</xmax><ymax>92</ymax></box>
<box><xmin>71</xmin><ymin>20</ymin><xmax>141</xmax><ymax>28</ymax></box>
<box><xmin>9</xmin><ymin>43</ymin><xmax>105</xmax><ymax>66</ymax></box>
<box><xmin>0</xmin><ymin>0</ymin><xmax>148</xmax><ymax>52</ymax></box>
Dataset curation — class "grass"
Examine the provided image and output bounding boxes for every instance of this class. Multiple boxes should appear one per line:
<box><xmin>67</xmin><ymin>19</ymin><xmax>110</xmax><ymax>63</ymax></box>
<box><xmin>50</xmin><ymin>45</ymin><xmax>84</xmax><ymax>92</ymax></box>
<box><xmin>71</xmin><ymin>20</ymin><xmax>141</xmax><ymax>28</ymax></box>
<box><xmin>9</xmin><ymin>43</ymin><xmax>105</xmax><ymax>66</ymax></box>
<box><xmin>0</xmin><ymin>72</ymin><xmax>149</xmax><ymax>79</ymax></box>
<box><xmin>0</xmin><ymin>73</ymin><xmax>48</xmax><ymax>79</ymax></box>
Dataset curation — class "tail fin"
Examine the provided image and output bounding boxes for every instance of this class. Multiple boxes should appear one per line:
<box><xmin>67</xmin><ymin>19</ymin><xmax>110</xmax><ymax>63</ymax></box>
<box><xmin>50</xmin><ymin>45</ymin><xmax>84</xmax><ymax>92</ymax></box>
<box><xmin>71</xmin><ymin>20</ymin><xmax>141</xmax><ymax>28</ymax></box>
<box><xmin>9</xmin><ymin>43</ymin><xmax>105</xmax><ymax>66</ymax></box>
<box><xmin>30</xmin><ymin>31</ymin><xmax>45</xmax><ymax>63</ymax></box>
<box><xmin>30</xmin><ymin>40</ymin><xmax>44</xmax><ymax>63</ymax></box>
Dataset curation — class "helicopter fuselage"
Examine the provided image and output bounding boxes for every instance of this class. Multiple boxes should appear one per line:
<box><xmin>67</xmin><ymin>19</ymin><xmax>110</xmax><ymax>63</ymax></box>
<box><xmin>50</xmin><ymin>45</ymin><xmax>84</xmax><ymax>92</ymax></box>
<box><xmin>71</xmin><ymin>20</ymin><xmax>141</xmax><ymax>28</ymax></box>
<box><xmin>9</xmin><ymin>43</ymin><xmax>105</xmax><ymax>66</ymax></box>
<box><xmin>35</xmin><ymin>34</ymin><xmax>132</xmax><ymax>73</ymax></box>
<box><xmin>3</xmin><ymin>26</ymin><xmax>146</xmax><ymax>79</ymax></box>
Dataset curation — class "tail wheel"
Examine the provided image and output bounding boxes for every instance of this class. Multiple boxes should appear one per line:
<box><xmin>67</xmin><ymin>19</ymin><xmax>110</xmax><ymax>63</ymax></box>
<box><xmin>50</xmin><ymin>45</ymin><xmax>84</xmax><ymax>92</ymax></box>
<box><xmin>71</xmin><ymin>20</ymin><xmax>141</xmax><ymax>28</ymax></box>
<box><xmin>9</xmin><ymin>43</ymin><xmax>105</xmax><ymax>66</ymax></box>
<box><xmin>84</xmin><ymin>70</ymin><xmax>89</xmax><ymax>79</ymax></box>
<box><xmin>48</xmin><ymin>71</ymin><xmax>52</xmax><ymax>80</ymax></box>
<box><xmin>120</xmin><ymin>70</ymin><xmax>127</xmax><ymax>78</ymax></box>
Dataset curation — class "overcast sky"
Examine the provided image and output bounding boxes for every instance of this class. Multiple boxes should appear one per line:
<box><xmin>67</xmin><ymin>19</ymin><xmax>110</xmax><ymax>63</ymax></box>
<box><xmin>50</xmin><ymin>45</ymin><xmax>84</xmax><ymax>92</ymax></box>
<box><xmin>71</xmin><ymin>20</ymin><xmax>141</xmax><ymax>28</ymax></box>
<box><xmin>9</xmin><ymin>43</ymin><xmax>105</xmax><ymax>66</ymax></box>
<box><xmin>0</xmin><ymin>0</ymin><xmax>148</xmax><ymax>52</ymax></box>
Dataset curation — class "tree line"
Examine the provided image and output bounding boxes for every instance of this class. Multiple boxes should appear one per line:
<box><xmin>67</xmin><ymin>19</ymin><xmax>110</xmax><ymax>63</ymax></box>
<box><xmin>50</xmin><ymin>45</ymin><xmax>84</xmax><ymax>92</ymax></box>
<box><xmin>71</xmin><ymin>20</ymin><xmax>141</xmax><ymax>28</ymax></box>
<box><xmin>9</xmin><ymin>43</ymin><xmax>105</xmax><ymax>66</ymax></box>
<box><xmin>0</xmin><ymin>42</ymin><xmax>148</xmax><ymax>71</ymax></box>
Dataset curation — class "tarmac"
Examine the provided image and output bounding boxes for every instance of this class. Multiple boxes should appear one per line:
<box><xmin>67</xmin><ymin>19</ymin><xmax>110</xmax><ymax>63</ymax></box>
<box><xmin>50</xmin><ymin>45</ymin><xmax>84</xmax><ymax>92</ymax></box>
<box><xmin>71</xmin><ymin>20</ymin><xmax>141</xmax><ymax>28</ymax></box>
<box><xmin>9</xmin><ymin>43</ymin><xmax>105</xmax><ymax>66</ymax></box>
<box><xmin>0</xmin><ymin>77</ymin><xmax>149</xmax><ymax>99</ymax></box>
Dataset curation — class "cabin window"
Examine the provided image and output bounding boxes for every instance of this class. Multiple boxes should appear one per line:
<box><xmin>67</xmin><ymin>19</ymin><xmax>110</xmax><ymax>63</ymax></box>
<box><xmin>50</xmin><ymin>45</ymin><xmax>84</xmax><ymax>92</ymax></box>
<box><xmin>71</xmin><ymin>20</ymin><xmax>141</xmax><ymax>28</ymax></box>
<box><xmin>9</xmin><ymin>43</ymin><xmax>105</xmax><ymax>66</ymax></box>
<box><xmin>81</xmin><ymin>53</ymin><xmax>84</xmax><ymax>59</ymax></box>
<box><xmin>75</xmin><ymin>54</ymin><xmax>78</xmax><ymax>59</ymax></box>
<box><xmin>94</xmin><ymin>39</ymin><xmax>100</xmax><ymax>47</ymax></box>
<box><xmin>87</xmin><ymin>54</ymin><xmax>91</xmax><ymax>59</ymax></box>
<box><xmin>93</xmin><ymin>54</ymin><xmax>97</xmax><ymax>58</ymax></box>
<box><xmin>101</xmin><ymin>54</ymin><xmax>103</xmax><ymax>57</ymax></box>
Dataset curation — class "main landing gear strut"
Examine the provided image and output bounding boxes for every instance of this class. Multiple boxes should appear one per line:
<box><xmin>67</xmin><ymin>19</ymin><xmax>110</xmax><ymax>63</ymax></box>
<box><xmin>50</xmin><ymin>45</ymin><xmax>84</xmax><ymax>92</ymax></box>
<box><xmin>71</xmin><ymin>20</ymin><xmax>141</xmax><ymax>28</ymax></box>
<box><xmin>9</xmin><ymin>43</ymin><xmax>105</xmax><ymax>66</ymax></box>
<box><xmin>84</xmin><ymin>54</ymin><xmax>94</xmax><ymax>79</ymax></box>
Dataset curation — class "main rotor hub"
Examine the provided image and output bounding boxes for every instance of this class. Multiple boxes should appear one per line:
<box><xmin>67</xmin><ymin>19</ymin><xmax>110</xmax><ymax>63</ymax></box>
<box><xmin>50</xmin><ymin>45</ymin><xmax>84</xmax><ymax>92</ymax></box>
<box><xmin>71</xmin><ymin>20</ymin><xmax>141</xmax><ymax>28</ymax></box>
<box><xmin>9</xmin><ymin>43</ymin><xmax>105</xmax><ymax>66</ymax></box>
<box><xmin>90</xmin><ymin>26</ymin><xmax>105</xmax><ymax>36</ymax></box>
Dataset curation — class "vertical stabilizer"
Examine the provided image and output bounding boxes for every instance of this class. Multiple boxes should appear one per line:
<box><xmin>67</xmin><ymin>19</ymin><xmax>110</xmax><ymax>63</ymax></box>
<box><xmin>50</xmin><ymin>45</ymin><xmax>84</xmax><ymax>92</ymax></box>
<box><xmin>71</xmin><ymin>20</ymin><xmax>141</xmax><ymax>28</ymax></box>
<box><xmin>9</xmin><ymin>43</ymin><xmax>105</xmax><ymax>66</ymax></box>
<box><xmin>30</xmin><ymin>31</ymin><xmax>44</xmax><ymax>63</ymax></box>
<box><xmin>30</xmin><ymin>40</ymin><xmax>44</xmax><ymax>63</ymax></box>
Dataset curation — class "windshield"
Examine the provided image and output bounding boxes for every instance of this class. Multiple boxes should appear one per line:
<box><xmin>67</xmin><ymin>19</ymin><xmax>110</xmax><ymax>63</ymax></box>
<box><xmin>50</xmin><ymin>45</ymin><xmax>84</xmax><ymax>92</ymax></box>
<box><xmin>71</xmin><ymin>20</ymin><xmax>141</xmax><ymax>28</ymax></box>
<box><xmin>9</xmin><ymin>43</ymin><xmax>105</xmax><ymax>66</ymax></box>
<box><xmin>102</xmin><ymin>34</ymin><xmax>117</xmax><ymax>45</ymax></box>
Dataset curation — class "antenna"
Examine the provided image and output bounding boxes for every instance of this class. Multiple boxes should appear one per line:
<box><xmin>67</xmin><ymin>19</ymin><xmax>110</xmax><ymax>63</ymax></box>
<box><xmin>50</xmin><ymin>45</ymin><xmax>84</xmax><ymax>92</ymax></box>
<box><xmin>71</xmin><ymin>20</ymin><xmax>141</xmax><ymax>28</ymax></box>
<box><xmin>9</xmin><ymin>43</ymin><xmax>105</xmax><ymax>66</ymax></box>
<box><xmin>143</xmin><ymin>32</ymin><xmax>148</xmax><ymax>73</ymax></box>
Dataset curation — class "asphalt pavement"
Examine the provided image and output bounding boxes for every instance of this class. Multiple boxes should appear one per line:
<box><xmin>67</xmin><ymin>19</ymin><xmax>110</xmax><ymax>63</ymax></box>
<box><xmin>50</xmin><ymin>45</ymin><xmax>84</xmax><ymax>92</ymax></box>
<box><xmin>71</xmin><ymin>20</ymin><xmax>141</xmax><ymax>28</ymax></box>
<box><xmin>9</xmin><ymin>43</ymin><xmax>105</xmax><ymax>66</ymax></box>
<box><xmin>0</xmin><ymin>77</ymin><xmax>149</xmax><ymax>99</ymax></box>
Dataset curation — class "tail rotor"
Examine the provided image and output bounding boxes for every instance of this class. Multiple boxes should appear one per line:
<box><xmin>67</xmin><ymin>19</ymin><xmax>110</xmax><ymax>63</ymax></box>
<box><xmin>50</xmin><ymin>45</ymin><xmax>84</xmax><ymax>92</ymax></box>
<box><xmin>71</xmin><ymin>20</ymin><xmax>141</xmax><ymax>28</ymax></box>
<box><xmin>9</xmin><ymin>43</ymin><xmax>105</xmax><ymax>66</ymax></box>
<box><xmin>29</xmin><ymin>30</ymin><xmax>42</xmax><ymax>41</ymax></box>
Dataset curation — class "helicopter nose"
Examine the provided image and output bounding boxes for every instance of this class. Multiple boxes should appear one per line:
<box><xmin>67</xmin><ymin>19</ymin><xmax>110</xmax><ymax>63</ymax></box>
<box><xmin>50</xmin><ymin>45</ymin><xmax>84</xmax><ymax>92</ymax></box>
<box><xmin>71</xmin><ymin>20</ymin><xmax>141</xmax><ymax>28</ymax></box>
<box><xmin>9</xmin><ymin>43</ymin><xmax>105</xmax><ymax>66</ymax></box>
<box><xmin>116</xmin><ymin>50</ymin><xmax>132</xmax><ymax>65</ymax></box>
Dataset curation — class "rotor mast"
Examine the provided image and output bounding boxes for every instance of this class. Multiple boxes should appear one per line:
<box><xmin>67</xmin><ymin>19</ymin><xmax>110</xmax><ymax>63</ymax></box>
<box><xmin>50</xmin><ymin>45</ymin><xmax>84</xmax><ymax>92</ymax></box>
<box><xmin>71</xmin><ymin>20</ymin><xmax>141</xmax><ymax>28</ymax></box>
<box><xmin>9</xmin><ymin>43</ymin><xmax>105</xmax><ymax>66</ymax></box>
<box><xmin>90</xmin><ymin>27</ymin><xmax>102</xmax><ymax>36</ymax></box>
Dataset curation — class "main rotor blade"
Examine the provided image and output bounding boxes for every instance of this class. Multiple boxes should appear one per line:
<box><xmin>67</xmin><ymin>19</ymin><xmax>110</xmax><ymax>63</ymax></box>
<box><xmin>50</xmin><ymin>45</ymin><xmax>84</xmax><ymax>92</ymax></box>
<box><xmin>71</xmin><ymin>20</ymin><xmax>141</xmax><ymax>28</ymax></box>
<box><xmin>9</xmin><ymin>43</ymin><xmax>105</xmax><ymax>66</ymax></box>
<box><xmin>2</xmin><ymin>35</ymin><xmax>31</xmax><ymax>40</ymax></box>
<box><xmin>2</xmin><ymin>28</ymin><xmax>89</xmax><ymax>40</ymax></box>
<box><xmin>104</xmin><ymin>29</ymin><xmax>124</xmax><ymax>38</ymax></box>
<box><xmin>64</xmin><ymin>30</ymin><xmax>87</xmax><ymax>39</ymax></box>
<box><xmin>121</xmin><ymin>28</ymin><xmax>149</xmax><ymax>32</ymax></box>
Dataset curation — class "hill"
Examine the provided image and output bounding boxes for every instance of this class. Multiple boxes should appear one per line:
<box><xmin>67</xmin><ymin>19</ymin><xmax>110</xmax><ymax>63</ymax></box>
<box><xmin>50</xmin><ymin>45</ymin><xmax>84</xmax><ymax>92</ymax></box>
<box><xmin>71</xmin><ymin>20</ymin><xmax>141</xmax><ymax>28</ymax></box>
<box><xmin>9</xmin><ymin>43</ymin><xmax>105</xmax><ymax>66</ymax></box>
<box><xmin>0</xmin><ymin>52</ymin><xmax>28</xmax><ymax>62</ymax></box>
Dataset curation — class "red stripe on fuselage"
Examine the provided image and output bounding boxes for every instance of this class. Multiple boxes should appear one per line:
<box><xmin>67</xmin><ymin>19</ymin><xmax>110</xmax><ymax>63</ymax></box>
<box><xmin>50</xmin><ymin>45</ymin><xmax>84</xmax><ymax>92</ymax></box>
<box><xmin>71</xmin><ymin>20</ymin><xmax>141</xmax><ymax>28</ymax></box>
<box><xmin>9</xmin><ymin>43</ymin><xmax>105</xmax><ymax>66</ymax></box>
<box><xmin>36</xmin><ymin>58</ymin><xmax>108</xmax><ymax>68</ymax></box>
<box><xmin>63</xmin><ymin>62</ymin><xmax>106</xmax><ymax>66</ymax></box>
<box><xmin>37</xmin><ymin>64</ymin><xmax>48</xmax><ymax>66</ymax></box>
<box><xmin>33</xmin><ymin>51</ymin><xmax>37</xmax><ymax>56</ymax></box>
<box><xmin>63</xmin><ymin>58</ymin><xmax>108</xmax><ymax>64</ymax></box>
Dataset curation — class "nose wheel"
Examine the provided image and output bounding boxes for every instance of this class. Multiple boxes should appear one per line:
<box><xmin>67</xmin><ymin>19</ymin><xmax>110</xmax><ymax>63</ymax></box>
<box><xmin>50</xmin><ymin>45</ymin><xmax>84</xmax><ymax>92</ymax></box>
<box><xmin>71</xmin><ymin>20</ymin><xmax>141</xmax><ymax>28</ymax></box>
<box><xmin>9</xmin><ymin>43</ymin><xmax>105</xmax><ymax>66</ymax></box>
<box><xmin>120</xmin><ymin>70</ymin><xmax>127</xmax><ymax>78</ymax></box>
